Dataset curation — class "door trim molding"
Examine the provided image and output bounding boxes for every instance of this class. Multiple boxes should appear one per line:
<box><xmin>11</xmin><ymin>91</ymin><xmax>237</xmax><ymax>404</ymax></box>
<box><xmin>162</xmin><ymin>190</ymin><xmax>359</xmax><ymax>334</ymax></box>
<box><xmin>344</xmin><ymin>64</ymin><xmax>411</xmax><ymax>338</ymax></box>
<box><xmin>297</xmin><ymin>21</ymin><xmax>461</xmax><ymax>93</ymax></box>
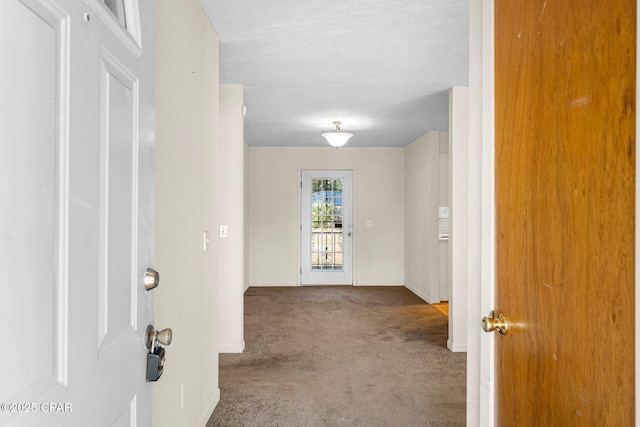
<box><xmin>474</xmin><ymin>1</ymin><xmax>496</xmax><ymax>425</ymax></box>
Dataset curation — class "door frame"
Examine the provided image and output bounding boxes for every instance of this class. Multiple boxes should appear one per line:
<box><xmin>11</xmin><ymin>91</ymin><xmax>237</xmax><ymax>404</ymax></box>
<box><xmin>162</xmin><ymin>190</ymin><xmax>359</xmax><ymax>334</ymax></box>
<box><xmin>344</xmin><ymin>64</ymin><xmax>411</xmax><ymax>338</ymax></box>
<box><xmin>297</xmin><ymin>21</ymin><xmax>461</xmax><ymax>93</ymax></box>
<box><xmin>472</xmin><ymin>1</ymin><xmax>640</xmax><ymax>425</ymax></box>
<box><xmin>475</xmin><ymin>2</ymin><xmax>495</xmax><ymax>425</ymax></box>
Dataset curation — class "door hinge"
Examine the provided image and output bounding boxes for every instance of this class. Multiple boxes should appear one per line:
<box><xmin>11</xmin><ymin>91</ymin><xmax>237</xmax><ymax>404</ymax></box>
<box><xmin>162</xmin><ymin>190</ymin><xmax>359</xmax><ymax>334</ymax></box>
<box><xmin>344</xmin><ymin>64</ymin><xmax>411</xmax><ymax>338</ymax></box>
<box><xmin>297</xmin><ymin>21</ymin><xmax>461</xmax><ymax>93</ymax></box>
<box><xmin>300</xmin><ymin>224</ymin><xmax>302</xmax><ymax>231</ymax></box>
<box><xmin>300</xmin><ymin>181</ymin><xmax>303</xmax><ymax>188</ymax></box>
<box><xmin>300</xmin><ymin>267</ymin><xmax>302</xmax><ymax>274</ymax></box>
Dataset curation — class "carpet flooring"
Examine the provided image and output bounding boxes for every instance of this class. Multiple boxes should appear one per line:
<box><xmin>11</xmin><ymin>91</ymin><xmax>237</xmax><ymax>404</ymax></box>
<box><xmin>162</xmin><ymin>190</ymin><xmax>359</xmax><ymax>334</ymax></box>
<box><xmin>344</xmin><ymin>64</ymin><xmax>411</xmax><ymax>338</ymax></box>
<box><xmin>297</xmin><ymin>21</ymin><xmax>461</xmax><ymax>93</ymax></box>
<box><xmin>207</xmin><ymin>286</ymin><xmax>466</xmax><ymax>427</ymax></box>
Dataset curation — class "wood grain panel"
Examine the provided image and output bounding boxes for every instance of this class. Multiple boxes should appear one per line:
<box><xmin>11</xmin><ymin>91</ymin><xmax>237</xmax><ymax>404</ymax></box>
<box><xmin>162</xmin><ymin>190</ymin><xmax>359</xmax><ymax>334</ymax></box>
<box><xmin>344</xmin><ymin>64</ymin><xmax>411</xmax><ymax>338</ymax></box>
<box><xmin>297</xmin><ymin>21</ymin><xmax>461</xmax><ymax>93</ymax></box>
<box><xmin>495</xmin><ymin>0</ymin><xmax>635</xmax><ymax>424</ymax></box>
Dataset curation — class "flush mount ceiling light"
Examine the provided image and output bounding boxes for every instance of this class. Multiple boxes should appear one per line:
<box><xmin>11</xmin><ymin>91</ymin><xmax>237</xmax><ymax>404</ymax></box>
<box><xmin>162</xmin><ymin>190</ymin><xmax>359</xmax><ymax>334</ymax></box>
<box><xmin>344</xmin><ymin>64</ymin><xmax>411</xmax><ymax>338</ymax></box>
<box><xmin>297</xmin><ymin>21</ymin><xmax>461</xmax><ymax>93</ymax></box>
<box><xmin>321</xmin><ymin>121</ymin><xmax>353</xmax><ymax>148</ymax></box>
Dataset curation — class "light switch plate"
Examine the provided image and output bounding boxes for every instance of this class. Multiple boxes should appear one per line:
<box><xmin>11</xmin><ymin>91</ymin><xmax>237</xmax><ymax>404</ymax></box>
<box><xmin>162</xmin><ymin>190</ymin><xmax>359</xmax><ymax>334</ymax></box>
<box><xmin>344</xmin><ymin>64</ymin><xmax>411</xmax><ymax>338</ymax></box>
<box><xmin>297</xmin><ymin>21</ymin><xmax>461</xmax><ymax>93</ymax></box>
<box><xmin>219</xmin><ymin>225</ymin><xmax>228</xmax><ymax>238</ymax></box>
<box><xmin>202</xmin><ymin>231</ymin><xmax>210</xmax><ymax>251</ymax></box>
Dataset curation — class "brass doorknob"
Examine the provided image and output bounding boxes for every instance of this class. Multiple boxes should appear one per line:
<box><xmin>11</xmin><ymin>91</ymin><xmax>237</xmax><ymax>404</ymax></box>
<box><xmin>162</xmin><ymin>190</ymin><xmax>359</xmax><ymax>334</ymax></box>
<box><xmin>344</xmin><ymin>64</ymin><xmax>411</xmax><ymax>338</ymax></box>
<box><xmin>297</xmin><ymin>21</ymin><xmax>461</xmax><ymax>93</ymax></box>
<box><xmin>481</xmin><ymin>311</ymin><xmax>509</xmax><ymax>336</ymax></box>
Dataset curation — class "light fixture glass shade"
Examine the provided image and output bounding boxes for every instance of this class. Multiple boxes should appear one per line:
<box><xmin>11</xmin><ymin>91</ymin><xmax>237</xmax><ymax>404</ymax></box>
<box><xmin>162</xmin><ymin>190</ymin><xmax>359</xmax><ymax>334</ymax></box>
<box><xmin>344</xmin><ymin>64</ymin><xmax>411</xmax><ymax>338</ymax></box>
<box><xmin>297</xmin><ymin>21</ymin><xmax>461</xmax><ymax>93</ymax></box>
<box><xmin>321</xmin><ymin>131</ymin><xmax>353</xmax><ymax>147</ymax></box>
<box><xmin>321</xmin><ymin>121</ymin><xmax>353</xmax><ymax>147</ymax></box>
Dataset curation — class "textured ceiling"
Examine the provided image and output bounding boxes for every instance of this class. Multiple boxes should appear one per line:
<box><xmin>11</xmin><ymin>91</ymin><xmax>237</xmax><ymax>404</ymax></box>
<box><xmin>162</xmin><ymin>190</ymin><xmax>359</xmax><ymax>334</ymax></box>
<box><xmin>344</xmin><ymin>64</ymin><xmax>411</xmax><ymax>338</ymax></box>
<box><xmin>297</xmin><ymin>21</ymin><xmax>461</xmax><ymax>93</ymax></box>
<box><xmin>201</xmin><ymin>0</ymin><xmax>469</xmax><ymax>147</ymax></box>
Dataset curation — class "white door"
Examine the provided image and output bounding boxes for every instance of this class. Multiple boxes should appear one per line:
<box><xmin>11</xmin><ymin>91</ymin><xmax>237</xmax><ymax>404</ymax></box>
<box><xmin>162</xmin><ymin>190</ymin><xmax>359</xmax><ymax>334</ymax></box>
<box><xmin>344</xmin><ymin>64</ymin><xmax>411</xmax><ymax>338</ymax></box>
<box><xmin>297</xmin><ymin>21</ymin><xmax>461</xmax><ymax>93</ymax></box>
<box><xmin>0</xmin><ymin>0</ymin><xmax>156</xmax><ymax>426</ymax></box>
<box><xmin>301</xmin><ymin>170</ymin><xmax>353</xmax><ymax>285</ymax></box>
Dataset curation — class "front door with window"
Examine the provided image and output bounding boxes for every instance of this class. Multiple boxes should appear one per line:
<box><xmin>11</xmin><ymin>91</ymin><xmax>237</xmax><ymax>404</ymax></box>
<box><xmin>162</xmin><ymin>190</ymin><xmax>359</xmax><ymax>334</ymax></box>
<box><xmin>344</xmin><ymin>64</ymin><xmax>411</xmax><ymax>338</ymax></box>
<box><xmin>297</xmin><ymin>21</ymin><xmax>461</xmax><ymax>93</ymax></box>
<box><xmin>301</xmin><ymin>170</ymin><xmax>353</xmax><ymax>285</ymax></box>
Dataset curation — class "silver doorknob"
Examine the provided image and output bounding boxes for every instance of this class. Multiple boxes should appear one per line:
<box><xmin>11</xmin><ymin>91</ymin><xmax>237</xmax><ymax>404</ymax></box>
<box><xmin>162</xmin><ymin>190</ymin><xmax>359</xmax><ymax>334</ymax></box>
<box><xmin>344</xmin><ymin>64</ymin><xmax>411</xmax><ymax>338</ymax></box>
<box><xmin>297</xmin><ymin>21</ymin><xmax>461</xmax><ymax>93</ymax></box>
<box><xmin>145</xmin><ymin>325</ymin><xmax>173</xmax><ymax>349</ymax></box>
<box><xmin>156</xmin><ymin>328</ymin><xmax>172</xmax><ymax>345</ymax></box>
<box><xmin>144</xmin><ymin>268</ymin><xmax>160</xmax><ymax>291</ymax></box>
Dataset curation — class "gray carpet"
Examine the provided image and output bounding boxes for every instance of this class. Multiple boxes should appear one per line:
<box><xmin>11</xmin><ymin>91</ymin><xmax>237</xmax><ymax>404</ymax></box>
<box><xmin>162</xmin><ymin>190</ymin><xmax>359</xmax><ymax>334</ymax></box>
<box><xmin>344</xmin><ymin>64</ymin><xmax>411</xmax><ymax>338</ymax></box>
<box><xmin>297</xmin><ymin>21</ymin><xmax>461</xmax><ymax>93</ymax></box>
<box><xmin>207</xmin><ymin>286</ymin><xmax>466</xmax><ymax>427</ymax></box>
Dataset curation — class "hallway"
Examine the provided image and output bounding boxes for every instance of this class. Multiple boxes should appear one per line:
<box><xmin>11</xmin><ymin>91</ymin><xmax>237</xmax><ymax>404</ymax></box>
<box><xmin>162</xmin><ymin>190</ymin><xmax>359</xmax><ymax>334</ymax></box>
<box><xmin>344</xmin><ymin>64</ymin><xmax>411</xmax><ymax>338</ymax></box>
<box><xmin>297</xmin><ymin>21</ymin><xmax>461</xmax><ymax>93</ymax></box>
<box><xmin>208</xmin><ymin>286</ymin><xmax>466</xmax><ymax>426</ymax></box>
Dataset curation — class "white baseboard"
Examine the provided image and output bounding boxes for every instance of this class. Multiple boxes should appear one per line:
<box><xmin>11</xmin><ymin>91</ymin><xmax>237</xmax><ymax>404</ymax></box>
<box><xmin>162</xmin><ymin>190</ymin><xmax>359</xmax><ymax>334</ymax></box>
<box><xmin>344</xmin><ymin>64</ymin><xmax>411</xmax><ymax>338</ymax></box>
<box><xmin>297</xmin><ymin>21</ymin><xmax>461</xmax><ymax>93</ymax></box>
<box><xmin>218</xmin><ymin>340</ymin><xmax>245</xmax><ymax>353</ymax></box>
<box><xmin>354</xmin><ymin>283</ymin><xmax>404</xmax><ymax>287</ymax></box>
<box><xmin>404</xmin><ymin>284</ymin><xmax>441</xmax><ymax>304</ymax></box>
<box><xmin>248</xmin><ymin>282</ymin><xmax>299</xmax><ymax>287</ymax></box>
<box><xmin>447</xmin><ymin>338</ymin><xmax>467</xmax><ymax>352</ymax></box>
<box><xmin>199</xmin><ymin>387</ymin><xmax>220</xmax><ymax>427</ymax></box>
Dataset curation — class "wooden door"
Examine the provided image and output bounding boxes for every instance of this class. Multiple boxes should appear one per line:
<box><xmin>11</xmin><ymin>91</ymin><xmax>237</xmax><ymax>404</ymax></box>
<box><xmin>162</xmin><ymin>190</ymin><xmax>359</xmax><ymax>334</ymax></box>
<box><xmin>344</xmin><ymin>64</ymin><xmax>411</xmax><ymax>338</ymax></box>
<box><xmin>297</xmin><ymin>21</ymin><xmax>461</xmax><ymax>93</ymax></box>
<box><xmin>0</xmin><ymin>0</ymin><xmax>155</xmax><ymax>425</ymax></box>
<box><xmin>495</xmin><ymin>0</ymin><xmax>635</xmax><ymax>425</ymax></box>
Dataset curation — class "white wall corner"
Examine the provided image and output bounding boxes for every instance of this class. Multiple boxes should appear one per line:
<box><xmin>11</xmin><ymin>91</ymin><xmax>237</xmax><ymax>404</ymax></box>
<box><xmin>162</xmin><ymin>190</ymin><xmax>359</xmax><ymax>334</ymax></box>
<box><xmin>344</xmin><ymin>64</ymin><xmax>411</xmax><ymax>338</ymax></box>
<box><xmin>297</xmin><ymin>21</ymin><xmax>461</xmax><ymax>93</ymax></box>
<box><xmin>218</xmin><ymin>85</ymin><xmax>245</xmax><ymax>355</ymax></box>
<box><xmin>448</xmin><ymin>87</ymin><xmax>470</xmax><ymax>357</ymax></box>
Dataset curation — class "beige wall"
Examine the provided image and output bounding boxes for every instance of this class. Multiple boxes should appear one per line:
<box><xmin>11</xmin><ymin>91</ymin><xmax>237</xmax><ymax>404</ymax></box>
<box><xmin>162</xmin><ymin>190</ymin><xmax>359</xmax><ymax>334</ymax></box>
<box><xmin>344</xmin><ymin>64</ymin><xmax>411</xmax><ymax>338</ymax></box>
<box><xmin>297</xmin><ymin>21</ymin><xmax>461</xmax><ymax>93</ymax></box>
<box><xmin>404</xmin><ymin>131</ymin><xmax>442</xmax><ymax>303</ymax></box>
<box><xmin>155</xmin><ymin>0</ymin><xmax>220</xmax><ymax>425</ymax></box>
<box><xmin>248</xmin><ymin>147</ymin><xmax>405</xmax><ymax>286</ymax></box>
